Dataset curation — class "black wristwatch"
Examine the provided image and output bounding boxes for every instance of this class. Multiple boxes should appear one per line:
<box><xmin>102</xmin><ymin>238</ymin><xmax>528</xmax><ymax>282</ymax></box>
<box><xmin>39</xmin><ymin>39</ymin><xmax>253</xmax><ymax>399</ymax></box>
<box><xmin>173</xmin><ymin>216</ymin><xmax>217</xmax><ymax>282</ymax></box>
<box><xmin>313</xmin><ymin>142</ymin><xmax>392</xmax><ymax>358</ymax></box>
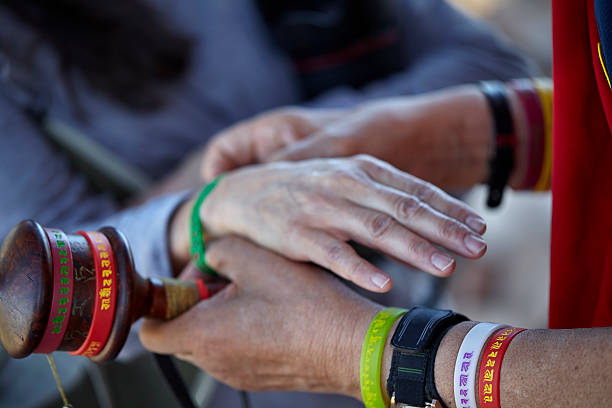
<box><xmin>386</xmin><ymin>306</ymin><xmax>468</xmax><ymax>408</ymax></box>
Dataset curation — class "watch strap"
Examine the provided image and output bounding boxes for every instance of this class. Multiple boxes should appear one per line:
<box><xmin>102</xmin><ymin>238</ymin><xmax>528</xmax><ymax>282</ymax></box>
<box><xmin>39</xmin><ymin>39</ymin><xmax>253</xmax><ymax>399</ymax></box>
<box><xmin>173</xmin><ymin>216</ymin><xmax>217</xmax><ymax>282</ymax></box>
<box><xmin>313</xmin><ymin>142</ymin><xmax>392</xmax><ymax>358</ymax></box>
<box><xmin>481</xmin><ymin>81</ymin><xmax>516</xmax><ymax>208</ymax></box>
<box><xmin>387</xmin><ymin>307</ymin><xmax>468</xmax><ymax>407</ymax></box>
<box><xmin>425</xmin><ymin>325</ymin><xmax>454</xmax><ymax>405</ymax></box>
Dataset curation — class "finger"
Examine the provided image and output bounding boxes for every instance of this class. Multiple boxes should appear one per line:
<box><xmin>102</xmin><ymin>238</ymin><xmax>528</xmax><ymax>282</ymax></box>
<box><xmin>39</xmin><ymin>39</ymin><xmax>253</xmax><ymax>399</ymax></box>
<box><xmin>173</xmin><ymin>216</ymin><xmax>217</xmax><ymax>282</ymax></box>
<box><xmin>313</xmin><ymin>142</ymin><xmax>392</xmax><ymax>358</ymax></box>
<box><xmin>355</xmin><ymin>156</ymin><xmax>487</xmax><ymax>234</ymax></box>
<box><xmin>292</xmin><ymin>229</ymin><xmax>393</xmax><ymax>292</ymax></box>
<box><xmin>178</xmin><ymin>262</ymin><xmax>228</xmax><ymax>287</ymax></box>
<box><xmin>139</xmin><ymin>283</ymin><xmax>237</xmax><ymax>355</ymax></box>
<box><xmin>204</xmin><ymin>236</ymin><xmax>303</xmax><ymax>285</ymax></box>
<box><xmin>266</xmin><ymin>134</ymin><xmax>347</xmax><ymax>163</ymax></box>
<box><xmin>312</xmin><ymin>204</ymin><xmax>458</xmax><ymax>277</ymax></box>
<box><xmin>178</xmin><ymin>262</ymin><xmax>205</xmax><ymax>281</ymax></box>
<box><xmin>345</xmin><ymin>182</ymin><xmax>486</xmax><ymax>259</ymax></box>
<box><xmin>201</xmin><ymin>136</ymin><xmax>246</xmax><ymax>180</ymax></box>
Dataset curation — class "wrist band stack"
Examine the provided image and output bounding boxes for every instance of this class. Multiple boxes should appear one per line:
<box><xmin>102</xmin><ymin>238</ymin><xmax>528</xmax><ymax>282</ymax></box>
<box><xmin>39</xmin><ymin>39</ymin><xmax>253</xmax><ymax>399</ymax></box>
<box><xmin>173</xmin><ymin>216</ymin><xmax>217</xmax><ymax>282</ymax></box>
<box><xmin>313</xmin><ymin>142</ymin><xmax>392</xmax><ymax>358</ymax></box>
<box><xmin>454</xmin><ymin>323</ymin><xmax>504</xmax><ymax>408</ymax></box>
<box><xmin>362</xmin><ymin>307</ymin><xmax>526</xmax><ymax>408</ymax></box>
<box><xmin>361</xmin><ymin>307</ymin><xmax>407</xmax><ymax>408</ymax></box>
<box><xmin>478</xmin><ymin>327</ymin><xmax>525</xmax><ymax>408</ymax></box>
<box><xmin>453</xmin><ymin>323</ymin><xmax>525</xmax><ymax>408</ymax></box>
<box><xmin>190</xmin><ymin>176</ymin><xmax>223</xmax><ymax>275</ymax></box>
<box><xmin>480</xmin><ymin>81</ymin><xmax>516</xmax><ymax>208</ymax></box>
<box><xmin>532</xmin><ymin>78</ymin><xmax>553</xmax><ymax>191</ymax></box>
<box><xmin>509</xmin><ymin>79</ymin><xmax>545</xmax><ymax>191</ymax></box>
<box><xmin>506</xmin><ymin>78</ymin><xmax>552</xmax><ymax>192</ymax></box>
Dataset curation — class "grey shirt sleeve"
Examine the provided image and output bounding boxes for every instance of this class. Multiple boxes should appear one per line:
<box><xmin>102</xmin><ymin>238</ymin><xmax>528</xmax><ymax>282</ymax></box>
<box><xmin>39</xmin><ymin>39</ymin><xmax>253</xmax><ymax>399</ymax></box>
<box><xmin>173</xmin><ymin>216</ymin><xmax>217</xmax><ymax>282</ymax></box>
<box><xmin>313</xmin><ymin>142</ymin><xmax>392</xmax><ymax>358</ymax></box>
<box><xmin>308</xmin><ymin>0</ymin><xmax>535</xmax><ymax>108</ymax></box>
<box><xmin>0</xmin><ymin>99</ymin><xmax>184</xmax><ymax>280</ymax></box>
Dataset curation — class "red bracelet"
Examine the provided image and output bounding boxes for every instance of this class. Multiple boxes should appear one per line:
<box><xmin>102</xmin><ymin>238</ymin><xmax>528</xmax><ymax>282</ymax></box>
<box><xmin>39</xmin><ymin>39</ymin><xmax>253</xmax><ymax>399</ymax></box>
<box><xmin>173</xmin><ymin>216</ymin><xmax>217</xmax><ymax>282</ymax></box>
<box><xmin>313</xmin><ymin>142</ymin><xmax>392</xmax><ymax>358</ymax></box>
<box><xmin>509</xmin><ymin>79</ymin><xmax>545</xmax><ymax>190</ymax></box>
<box><xmin>70</xmin><ymin>231</ymin><xmax>117</xmax><ymax>357</ymax></box>
<box><xmin>196</xmin><ymin>279</ymin><xmax>210</xmax><ymax>300</ymax></box>
<box><xmin>34</xmin><ymin>228</ymin><xmax>75</xmax><ymax>354</ymax></box>
<box><xmin>478</xmin><ymin>327</ymin><xmax>525</xmax><ymax>408</ymax></box>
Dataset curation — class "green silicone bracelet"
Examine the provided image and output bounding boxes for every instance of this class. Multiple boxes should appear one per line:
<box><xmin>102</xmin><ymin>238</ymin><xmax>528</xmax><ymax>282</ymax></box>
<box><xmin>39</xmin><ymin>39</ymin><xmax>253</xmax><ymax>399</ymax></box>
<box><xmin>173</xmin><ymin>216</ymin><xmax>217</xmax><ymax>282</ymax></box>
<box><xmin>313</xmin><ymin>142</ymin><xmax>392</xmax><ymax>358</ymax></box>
<box><xmin>360</xmin><ymin>307</ymin><xmax>407</xmax><ymax>408</ymax></box>
<box><xmin>190</xmin><ymin>176</ymin><xmax>223</xmax><ymax>275</ymax></box>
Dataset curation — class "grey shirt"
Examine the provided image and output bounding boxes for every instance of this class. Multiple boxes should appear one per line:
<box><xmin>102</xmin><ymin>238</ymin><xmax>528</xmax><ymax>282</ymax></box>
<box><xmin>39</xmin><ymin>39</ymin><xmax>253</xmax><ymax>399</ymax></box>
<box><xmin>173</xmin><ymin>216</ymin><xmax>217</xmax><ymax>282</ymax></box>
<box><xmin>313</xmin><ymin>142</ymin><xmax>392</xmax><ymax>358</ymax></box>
<box><xmin>0</xmin><ymin>0</ymin><xmax>530</xmax><ymax>360</ymax></box>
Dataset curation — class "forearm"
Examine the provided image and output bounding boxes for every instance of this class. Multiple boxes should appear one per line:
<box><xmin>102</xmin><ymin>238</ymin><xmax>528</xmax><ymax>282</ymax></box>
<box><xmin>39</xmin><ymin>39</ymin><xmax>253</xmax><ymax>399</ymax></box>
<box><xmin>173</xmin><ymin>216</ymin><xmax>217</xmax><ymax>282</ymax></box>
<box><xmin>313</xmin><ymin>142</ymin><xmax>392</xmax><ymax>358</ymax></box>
<box><xmin>168</xmin><ymin>195</ymin><xmax>194</xmax><ymax>272</ymax></box>
<box><xmin>350</xmin><ymin>86</ymin><xmax>495</xmax><ymax>189</ymax></box>
<box><xmin>350</xmin><ymin>82</ymin><xmax>534</xmax><ymax>191</ymax></box>
<box><xmin>435</xmin><ymin>324</ymin><xmax>612</xmax><ymax>407</ymax></box>
<box><xmin>362</xmin><ymin>319</ymin><xmax>612</xmax><ymax>407</ymax></box>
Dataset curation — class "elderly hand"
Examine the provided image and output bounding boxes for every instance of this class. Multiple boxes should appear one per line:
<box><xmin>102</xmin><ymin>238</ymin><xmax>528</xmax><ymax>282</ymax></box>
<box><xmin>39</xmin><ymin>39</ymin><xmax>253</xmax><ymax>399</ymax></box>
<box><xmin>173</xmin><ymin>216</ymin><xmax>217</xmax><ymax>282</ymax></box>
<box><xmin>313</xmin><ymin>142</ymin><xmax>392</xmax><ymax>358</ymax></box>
<box><xmin>201</xmin><ymin>107</ymin><xmax>346</xmax><ymax>180</ymax></box>
<box><xmin>172</xmin><ymin>155</ymin><xmax>487</xmax><ymax>292</ymax></box>
<box><xmin>141</xmin><ymin>237</ymin><xmax>380</xmax><ymax>398</ymax></box>
<box><xmin>202</xmin><ymin>86</ymin><xmax>501</xmax><ymax>190</ymax></box>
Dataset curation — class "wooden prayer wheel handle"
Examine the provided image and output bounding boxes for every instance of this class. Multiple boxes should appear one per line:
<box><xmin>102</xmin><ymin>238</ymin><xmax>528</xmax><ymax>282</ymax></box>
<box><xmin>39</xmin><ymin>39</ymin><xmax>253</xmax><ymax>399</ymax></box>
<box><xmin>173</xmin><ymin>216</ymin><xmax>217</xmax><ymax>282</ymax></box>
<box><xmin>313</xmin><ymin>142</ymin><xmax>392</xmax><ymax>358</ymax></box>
<box><xmin>0</xmin><ymin>220</ymin><xmax>224</xmax><ymax>362</ymax></box>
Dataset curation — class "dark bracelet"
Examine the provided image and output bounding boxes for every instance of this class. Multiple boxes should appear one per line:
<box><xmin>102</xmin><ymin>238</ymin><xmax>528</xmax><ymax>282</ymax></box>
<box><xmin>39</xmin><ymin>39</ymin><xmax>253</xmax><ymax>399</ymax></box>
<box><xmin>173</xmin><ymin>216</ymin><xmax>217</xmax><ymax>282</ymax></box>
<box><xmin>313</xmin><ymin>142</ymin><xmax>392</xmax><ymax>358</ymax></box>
<box><xmin>480</xmin><ymin>81</ymin><xmax>516</xmax><ymax>208</ymax></box>
<box><xmin>386</xmin><ymin>306</ymin><xmax>468</xmax><ymax>408</ymax></box>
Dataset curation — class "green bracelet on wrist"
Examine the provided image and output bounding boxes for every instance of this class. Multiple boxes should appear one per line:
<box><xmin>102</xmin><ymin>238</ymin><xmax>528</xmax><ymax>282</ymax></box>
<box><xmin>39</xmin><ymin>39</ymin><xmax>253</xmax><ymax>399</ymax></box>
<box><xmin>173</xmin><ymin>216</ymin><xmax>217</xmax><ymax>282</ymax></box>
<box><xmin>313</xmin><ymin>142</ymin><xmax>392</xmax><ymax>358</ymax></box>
<box><xmin>360</xmin><ymin>307</ymin><xmax>407</xmax><ymax>408</ymax></box>
<box><xmin>190</xmin><ymin>175</ymin><xmax>223</xmax><ymax>275</ymax></box>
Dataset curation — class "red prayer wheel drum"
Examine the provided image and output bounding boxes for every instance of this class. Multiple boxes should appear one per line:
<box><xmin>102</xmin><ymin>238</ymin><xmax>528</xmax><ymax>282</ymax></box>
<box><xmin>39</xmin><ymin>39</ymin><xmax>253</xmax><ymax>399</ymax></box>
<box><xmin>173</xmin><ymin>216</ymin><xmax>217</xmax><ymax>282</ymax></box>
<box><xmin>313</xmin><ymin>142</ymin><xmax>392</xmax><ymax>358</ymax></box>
<box><xmin>0</xmin><ymin>220</ymin><xmax>224</xmax><ymax>362</ymax></box>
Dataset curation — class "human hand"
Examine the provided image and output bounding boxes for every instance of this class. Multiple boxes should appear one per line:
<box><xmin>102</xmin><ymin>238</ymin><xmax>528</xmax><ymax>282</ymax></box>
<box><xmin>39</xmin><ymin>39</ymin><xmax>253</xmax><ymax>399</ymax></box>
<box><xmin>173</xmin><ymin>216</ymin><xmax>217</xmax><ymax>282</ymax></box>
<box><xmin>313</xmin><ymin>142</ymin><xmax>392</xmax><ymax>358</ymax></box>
<box><xmin>266</xmin><ymin>88</ymin><xmax>496</xmax><ymax>190</ymax></box>
<box><xmin>141</xmin><ymin>237</ymin><xmax>380</xmax><ymax>398</ymax></box>
<box><xmin>201</xmin><ymin>107</ymin><xmax>346</xmax><ymax>180</ymax></box>
<box><xmin>173</xmin><ymin>155</ymin><xmax>487</xmax><ymax>292</ymax></box>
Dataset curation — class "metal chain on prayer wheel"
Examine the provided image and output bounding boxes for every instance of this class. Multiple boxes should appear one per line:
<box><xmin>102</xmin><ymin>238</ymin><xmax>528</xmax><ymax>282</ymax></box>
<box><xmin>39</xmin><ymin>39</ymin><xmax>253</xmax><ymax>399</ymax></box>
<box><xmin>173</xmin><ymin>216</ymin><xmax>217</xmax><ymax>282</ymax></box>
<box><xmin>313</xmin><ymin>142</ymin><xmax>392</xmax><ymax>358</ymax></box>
<box><xmin>0</xmin><ymin>220</ymin><xmax>225</xmax><ymax>362</ymax></box>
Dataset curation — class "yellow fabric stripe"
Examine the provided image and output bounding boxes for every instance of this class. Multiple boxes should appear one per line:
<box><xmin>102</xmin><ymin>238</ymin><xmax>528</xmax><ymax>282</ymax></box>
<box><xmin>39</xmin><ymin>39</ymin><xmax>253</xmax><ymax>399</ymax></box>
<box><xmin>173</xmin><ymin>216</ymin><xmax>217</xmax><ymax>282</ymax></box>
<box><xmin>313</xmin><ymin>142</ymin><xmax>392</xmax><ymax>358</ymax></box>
<box><xmin>598</xmin><ymin>42</ymin><xmax>612</xmax><ymax>89</ymax></box>
<box><xmin>532</xmin><ymin>78</ymin><xmax>553</xmax><ymax>191</ymax></box>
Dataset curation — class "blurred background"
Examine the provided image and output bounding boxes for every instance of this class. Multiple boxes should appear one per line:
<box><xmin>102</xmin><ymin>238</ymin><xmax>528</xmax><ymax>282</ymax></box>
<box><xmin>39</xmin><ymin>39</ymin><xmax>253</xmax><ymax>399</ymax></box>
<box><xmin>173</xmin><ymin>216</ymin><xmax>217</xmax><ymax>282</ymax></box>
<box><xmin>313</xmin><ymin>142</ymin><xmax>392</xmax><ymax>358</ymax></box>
<box><xmin>443</xmin><ymin>0</ymin><xmax>552</xmax><ymax>329</ymax></box>
<box><xmin>0</xmin><ymin>0</ymin><xmax>553</xmax><ymax>407</ymax></box>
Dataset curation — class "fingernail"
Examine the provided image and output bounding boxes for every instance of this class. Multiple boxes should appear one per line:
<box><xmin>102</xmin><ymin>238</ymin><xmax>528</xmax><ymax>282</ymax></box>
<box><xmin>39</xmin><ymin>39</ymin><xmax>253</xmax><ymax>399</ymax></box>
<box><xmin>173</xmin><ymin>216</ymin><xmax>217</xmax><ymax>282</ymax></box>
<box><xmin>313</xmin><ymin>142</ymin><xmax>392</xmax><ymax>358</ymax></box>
<box><xmin>465</xmin><ymin>234</ymin><xmax>486</xmax><ymax>255</ymax></box>
<box><xmin>370</xmin><ymin>273</ymin><xmax>390</xmax><ymax>289</ymax></box>
<box><xmin>466</xmin><ymin>215</ymin><xmax>486</xmax><ymax>233</ymax></box>
<box><xmin>431</xmin><ymin>252</ymin><xmax>454</xmax><ymax>272</ymax></box>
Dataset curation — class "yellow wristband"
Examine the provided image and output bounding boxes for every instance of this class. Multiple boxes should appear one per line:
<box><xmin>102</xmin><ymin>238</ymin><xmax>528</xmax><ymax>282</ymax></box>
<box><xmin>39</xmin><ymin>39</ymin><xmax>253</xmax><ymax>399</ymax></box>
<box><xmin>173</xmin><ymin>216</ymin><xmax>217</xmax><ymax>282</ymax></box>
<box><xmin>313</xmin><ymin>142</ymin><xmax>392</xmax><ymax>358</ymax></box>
<box><xmin>532</xmin><ymin>78</ymin><xmax>553</xmax><ymax>191</ymax></box>
<box><xmin>360</xmin><ymin>307</ymin><xmax>407</xmax><ymax>408</ymax></box>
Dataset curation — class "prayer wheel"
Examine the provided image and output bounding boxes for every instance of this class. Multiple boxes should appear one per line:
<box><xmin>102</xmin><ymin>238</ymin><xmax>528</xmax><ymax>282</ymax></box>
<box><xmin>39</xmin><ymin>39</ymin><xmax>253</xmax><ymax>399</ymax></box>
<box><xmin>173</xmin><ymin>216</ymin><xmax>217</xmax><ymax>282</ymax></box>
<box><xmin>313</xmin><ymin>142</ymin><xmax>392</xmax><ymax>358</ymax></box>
<box><xmin>0</xmin><ymin>220</ymin><xmax>224</xmax><ymax>362</ymax></box>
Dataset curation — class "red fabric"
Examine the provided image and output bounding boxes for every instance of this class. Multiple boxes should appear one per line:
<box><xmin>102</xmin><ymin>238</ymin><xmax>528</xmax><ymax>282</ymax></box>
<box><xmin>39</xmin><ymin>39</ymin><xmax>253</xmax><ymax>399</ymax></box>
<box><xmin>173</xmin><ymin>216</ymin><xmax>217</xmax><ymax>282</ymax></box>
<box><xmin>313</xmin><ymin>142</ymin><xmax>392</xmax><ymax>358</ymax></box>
<box><xmin>549</xmin><ymin>0</ymin><xmax>612</xmax><ymax>328</ymax></box>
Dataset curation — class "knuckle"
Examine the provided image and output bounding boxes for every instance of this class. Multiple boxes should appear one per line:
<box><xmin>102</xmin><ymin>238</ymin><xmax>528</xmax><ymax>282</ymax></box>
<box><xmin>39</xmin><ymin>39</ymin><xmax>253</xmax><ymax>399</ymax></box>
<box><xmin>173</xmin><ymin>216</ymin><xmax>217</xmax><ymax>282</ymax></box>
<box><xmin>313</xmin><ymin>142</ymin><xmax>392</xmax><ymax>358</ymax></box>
<box><xmin>352</xmin><ymin>154</ymin><xmax>382</xmax><ymax>172</ymax></box>
<box><xmin>455</xmin><ymin>206</ymin><xmax>475</xmax><ymax>223</ymax></box>
<box><xmin>413</xmin><ymin>181</ymin><xmax>436</xmax><ymax>202</ymax></box>
<box><xmin>439</xmin><ymin>220</ymin><xmax>464</xmax><ymax>241</ymax></box>
<box><xmin>366</xmin><ymin>213</ymin><xmax>393</xmax><ymax>239</ymax></box>
<box><xmin>204</xmin><ymin>245</ymin><xmax>224</xmax><ymax>270</ymax></box>
<box><xmin>205</xmin><ymin>236</ymin><xmax>243</xmax><ymax>269</ymax></box>
<box><xmin>353</xmin><ymin>153</ymin><xmax>374</xmax><ymax>163</ymax></box>
<box><xmin>329</xmin><ymin>168</ymin><xmax>353</xmax><ymax>182</ymax></box>
<box><xmin>327</xmin><ymin>168</ymin><xmax>364</xmax><ymax>189</ymax></box>
<box><xmin>407</xmin><ymin>238</ymin><xmax>432</xmax><ymax>261</ymax></box>
<box><xmin>324</xmin><ymin>244</ymin><xmax>347</xmax><ymax>263</ymax></box>
<box><xmin>344</xmin><ymin>259</ymin><xmax>369</xmax><ymax>281</ymax></box>
<box><xmin>395</xmin><ymin>195</ymin><xmax>424</xmax><ymax>221</ymax></box>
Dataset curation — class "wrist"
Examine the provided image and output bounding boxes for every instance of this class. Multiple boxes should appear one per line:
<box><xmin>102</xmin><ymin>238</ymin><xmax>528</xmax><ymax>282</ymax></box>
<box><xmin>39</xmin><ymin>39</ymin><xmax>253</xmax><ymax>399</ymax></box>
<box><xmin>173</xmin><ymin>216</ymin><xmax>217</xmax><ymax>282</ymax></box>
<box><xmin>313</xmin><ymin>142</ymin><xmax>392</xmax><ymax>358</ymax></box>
<box><xmin>434</xmin><ymin>321</ymin><xmax>478</xmax><ymax>408</ymax></box>
<box><xmin>379</xmin><ymin>318</ymin><xmax>401</xmax><ymax>402</ymax></box>
<box><xmin>168</xmin><ymin>175</ymin><xmax>228</xmax><ymax>274</ymax></box>
<box><xmin>339</xmin><ymin>302</ymin><xmax>384</xmax><ymax>400</ymax></box>
<box><xmin>414</xmin><ymin>86</ymin><xmax>494</xmax><ymax>189</ymax></box>
<box><xmin>199</xmin><ymin>174</ymin><xmax>230</xmax><ymax>237</ymax></box>
<box><xmin>506</xmin><ymin>85</ymin><xmax>529</xmax><ymax>190</ymax></box>
<box><xmin>168</xmin><ymin>196</ymin><xmax>195</xmax><ymax>274</ymax></box>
